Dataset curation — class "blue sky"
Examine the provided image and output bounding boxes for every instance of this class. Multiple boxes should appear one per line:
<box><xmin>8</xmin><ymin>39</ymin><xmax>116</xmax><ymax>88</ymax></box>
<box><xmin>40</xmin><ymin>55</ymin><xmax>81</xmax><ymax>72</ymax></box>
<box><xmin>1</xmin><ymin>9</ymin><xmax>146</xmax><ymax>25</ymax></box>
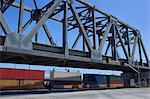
<box><xmin>87</xmin><ymin>0</ymin><xmax>150</xmax><ymax>58</ymax></box>
<box><xmin>0</xmin><ymin>0</ymin><xmax>150</xmax><ymax>77</ymax></box>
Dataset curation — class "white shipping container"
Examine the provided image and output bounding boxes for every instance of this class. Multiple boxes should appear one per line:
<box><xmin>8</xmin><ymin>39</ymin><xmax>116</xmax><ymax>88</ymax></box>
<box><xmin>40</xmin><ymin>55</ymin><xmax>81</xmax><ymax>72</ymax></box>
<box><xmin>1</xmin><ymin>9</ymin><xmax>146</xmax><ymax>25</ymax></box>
<box><xmin>50</xmin><ymin>71</ymin><xmax>81</xmax><ymax>81</ymax></box>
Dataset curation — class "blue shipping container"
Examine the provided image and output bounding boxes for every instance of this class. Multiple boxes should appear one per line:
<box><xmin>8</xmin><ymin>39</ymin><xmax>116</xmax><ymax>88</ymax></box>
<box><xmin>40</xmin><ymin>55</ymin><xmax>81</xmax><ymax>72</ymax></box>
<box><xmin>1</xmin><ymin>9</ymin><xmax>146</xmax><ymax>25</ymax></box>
<box><xmin>83</xmin><ymin>74</ymin><xmax>107</xmax><ymax>85</ymax></box>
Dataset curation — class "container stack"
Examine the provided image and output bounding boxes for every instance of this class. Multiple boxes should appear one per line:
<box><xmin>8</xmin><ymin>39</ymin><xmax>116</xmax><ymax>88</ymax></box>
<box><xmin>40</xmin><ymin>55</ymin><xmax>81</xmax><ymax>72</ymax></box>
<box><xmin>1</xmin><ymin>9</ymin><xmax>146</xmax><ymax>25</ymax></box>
<box><xmin>50</xmin><ymin>71</ymin><xmax>82</xmax><ymax>89</ymax></box>
<box><xmin>0</xmin><ymin>68</ymin><xmax>44</xmax><ymax>90</ymax></box>
<box><xmin>108</xmin><ymin>75</ymin><xmax>124</xmax><ymax>88</ymax></box>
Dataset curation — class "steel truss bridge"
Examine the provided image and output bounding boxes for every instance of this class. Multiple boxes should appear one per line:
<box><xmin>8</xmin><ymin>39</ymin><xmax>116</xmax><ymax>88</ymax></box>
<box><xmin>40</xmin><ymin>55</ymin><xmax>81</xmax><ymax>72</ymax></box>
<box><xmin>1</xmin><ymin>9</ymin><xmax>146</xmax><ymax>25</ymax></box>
<box><xmin>0</xmin><ymin>0</ymin><xmax>150</xmax><ymax>77</ymax></box>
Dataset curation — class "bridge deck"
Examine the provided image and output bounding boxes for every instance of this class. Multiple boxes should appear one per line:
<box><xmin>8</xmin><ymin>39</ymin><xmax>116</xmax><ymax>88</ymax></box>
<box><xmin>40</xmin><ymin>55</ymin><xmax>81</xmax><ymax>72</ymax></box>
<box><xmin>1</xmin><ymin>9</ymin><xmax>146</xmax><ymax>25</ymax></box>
<box><xmin>0</xmin><ymin>36</ymin><xmax>149</xmax><ymax>72</ymax></box>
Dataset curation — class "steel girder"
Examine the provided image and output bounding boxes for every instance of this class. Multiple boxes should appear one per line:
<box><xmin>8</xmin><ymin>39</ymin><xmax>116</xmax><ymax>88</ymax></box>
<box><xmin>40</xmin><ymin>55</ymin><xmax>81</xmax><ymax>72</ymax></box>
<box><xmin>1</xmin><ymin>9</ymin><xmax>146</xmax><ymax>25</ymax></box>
<box><xmin>0</xmin><ymin>0</ymin><xmax>149</xmax><ymax>71</ymax></box>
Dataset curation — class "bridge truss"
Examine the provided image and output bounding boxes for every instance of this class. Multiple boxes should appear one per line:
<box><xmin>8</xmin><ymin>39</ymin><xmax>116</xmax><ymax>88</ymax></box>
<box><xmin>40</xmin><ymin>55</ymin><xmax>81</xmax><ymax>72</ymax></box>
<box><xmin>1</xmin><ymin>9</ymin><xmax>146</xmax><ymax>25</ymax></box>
<box><xmin>0</xmin><ymin>0</ymin><xmax>150</xmax><ymax>72</ymax></box>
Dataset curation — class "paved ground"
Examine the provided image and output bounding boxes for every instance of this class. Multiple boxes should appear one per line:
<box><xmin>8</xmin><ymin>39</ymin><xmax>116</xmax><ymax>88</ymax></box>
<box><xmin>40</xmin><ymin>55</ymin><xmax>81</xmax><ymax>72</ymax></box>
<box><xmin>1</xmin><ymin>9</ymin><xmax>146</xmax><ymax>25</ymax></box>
<box><xmin>1</xmin><ymin>88</ymin><xmax>150</xmax><ymax>99</ymax></box>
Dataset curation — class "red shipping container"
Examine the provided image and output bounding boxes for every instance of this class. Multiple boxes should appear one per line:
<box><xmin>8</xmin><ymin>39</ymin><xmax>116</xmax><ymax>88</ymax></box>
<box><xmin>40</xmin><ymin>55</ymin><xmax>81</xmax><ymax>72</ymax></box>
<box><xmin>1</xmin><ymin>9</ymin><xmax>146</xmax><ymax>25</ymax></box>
<box><xmin>0</xmin><ymin>68</ymin><xmax>44</xmax><ymax>80</ymax></box>
<box><xmin>110</xmin><ymin>81</ymin><xmax>123</xmax><ymax>84</ymax></box>
<box><xmin>109</xmin><ymin>83</ymin><xmax>124</xmax><ymax>88</ymax></box>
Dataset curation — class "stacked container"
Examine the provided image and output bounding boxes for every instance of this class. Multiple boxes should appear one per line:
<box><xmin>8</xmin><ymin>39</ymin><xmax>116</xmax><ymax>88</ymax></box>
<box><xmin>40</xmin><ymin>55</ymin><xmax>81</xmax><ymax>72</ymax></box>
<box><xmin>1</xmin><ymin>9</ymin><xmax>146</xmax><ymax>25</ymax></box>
<box><xmin>0</xmin><ymin>68</ymin><xmax>44</xmax><ymax>90</ymax></box>
<box><xmin>108</xmin><ymin>75</ymin><xmax>124</xmax><ymax>88</ymax></box>
<box><xmin>49</xmin><ymin>71</ymin><xmax>82</xmax><ymax>89</ymax></box>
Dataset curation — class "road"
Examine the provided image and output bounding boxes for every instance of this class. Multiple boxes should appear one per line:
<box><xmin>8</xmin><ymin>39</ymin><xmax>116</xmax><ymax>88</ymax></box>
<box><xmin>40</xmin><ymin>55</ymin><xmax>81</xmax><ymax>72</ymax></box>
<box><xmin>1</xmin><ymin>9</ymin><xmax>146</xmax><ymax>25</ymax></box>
<box><xmin>1</xmin><ymin>88</ymin><xmax>150</xmax><ymax>99</ymax></box>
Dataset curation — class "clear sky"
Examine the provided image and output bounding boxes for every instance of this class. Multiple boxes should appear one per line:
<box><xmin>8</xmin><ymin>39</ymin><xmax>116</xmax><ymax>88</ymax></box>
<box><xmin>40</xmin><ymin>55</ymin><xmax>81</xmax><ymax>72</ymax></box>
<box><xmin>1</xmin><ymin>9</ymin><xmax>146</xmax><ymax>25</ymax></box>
<box><xmin>0</xmin><ymin>0</ymin><xmax>150</xmax><ymax>77</ymax></box>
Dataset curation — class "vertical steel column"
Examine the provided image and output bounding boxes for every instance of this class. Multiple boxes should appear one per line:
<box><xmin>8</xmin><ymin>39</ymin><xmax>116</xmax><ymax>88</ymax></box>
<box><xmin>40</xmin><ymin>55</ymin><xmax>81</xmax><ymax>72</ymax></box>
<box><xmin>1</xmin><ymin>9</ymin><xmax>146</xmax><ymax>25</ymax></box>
<box><xmin>126</xmin><ymin>27</ymin><xmax>131</xmax><ymax>57</ymax></box>
<box><xmin>138</xmin><ymin>38</ymin><xmax>142</xmax><ymax>65</ymax></box>
<box><xmin>110</xmin><ymin>39</ymin><xmax>114</xmax><ymax>57</ymax></box>
<box><xmin>83</xmin><ymin>34</ymin><xmax>85</xmax><ymax>51</ymax></box>
<box><xmin>35</xmin><ymin>21</ymin><xmax>38</xmax><ymax>43</ymax></box>
<box><xmin>63</xmin><ymin>1</ymin><xmax>69</xmax><ymax>55</ymax></box>
<box><xmin>98</xmin><ymin>34</ymin><xmax>101</xmax><ymax>49</ymax></box>
<box><xmin>132</xmin><ymin>33</ymin><xmax>138</xmax><ymax>59</ymax></box>
<box><xmin>18</xmin><ymin>0</ymin><xmax>24</xmax><ymax>33</ymax></box>
<box><xmin>92</xmin><ymin>6</ymin><xmax>96</xmax><ymax>49</ymax></box>
<box><xmin>112</xmin><ymin>24</ymin><xmax>118</xmax><ymax>61</ymax></box>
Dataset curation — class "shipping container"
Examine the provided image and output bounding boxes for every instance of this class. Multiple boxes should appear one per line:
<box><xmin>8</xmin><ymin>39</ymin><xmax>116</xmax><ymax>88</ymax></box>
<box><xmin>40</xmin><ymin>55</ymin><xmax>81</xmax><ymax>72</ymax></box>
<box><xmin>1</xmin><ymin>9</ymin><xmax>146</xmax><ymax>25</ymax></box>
<box><xmin>44</xmin><ymin>71</ymin><xmax>82</xmax><ymax>89</ymax></box>
<box><xmin>51</xmin><ymin>85</ymin><xmax>73</xmax><ymax>89</ymax></box>
<box><xmin>50</xmin><ymin>80</ymin><xmax>82</xmax><ymax>85</ymax></box>
<box><xmin>0</xmin><ymin>79</ymin><xmax>18</xmax><ymax>90</ymax></box>
<box><xmin>109</xmin><ymin>83</ymin><xmax>124</xmax><ymax>88</ymax></box>
<box><xmin>85</xmin><ymin>84</ymin><xmax>107</xmax><ymax>88</ymax></box>
<box><xmin>107</xmin><ymin>75</ymin><xmax>124</xmax><ymax>88</ymax></box>
<box><xmin>109</xmin><ymin>76</ymin><xmax>123</xmax><ymax>82</ymax></box>
<box><xmin>0</xmin><ymin>68</ymin><xmax>44</xmax><ymax>80</ymax></box>
<box><xmin>63</xmin><ymin>85</ymin><xmax>73</xmax><ymax>89</ymax></box>
<box><xmin>0</xmin><ymin>68</ymin><xmax>45</xmax><ymax>90</ymax></box>
<box><xmin>83</xmin><ymin>74</ymin><xmax>107</xmax><ymax>88</ymax></box>
<box><xmin>22</xmin><ymin>80</ymin><xmax>44</xmax><ymax>89</ymax></box>
<box><xmin>0</xmin><ymin>79</ymin><xmax>44</xmax><ymax>90</ymax></box>
<box><xmin>83</xmin><ymin>74</ymin><xmax>107</xmax><ymax>84</ymax></box>
<box><xmin>50</xmin><ymin>71</ymin><xmax>81</xmax><ymax>81</ymax></box>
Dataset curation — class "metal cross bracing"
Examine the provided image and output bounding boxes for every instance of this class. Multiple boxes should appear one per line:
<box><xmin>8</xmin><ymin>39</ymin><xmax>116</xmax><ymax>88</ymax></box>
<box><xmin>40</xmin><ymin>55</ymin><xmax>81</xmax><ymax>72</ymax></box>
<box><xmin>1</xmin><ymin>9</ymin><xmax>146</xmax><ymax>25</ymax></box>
<box><xmin>0</xmin><ymin>0</ymin><xmax>150</xmax><ymax>72</ymax></box>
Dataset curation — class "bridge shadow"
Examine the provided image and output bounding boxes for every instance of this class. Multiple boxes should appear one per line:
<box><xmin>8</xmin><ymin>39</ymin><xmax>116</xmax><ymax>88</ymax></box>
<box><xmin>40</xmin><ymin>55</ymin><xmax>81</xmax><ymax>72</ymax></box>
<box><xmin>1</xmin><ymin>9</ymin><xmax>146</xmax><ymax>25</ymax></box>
<box><xmin>0</xmin><ymin>88</ymin><xmax>124</xmax><ymax>96</ymax></box>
